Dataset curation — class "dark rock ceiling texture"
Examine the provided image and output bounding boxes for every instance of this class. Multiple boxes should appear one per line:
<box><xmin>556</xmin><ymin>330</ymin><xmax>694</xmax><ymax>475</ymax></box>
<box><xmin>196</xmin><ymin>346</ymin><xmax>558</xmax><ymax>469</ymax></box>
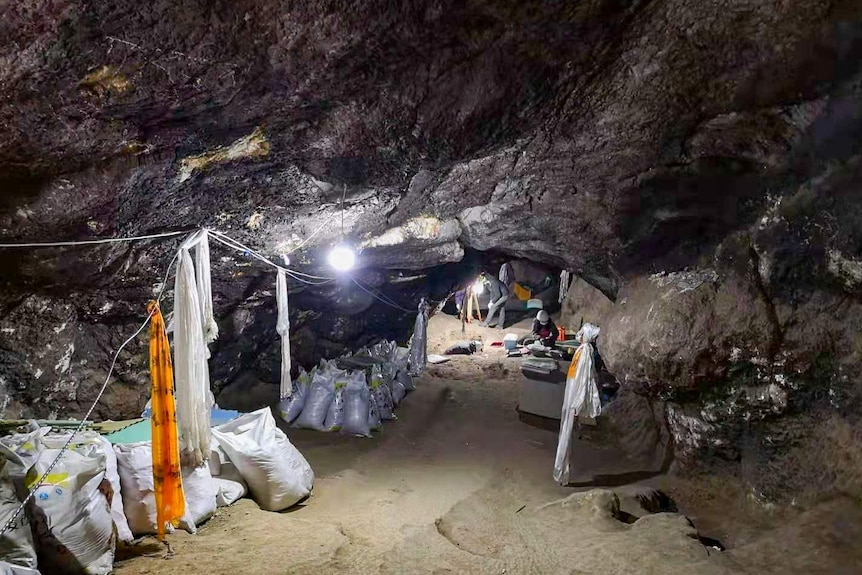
<box><xmin>1</xmin><ymin>1</ymin><xmax>862</xmax><ymax>500</ymax></box>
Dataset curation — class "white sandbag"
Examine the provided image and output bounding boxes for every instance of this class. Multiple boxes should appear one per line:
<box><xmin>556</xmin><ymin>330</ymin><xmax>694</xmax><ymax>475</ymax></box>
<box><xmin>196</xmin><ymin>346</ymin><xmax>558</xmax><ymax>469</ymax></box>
<box><xmin>277</xmin><ymin>370</ymin><xmax>310</xmax><ymax>424</ymax></box>
<box><xmin>211</xmin><ymin>408</ymin><xmax>313</xmax><ymax>512</ymax></box>
<box><xmin>207</xmin><ymin>445</ymin><xmax>222</xmax><ymax>477</ymax></box>
<box><xmin>209</xmin><ymin>441</ymin><xmax>247</xmax><ymax>507</ymax></box>
<box><xmin>96</xmin><ymin>434</ymin><xmax>134</xmax><ymax>541</ymax></box>
<box><xmin>393</xmin><ymin>347</ymin><xmax>416</xmax><ymax>390</ymax></box>
<box><xmin>213</xmin><ymin>477</ymin><xmax>245</xmax><ymax>507</ymax></box>
<box><xmin>28</xmin><ymin>443</ymin><xmax>115</xmax><ymax>575</ymax></box>
<box><xmin>408</xmin><ymin>299</ymin><xmax>429</xmax><ymax>376</ymax></box>
<box><xmin>41</xmin><ymin>433</ymin><xmax>133</xmax><ymax>543</ymax></box>
<box><xmin>386</xmin><ymin>344</ymin><xmax>403</xmax><ymax>366</ymax></box>
<box><xmin>294</xmin><ymin>372</ymin><xmax>336</xmax><ymax>431</ymax></box>
<box><xmin>0</xmin><ymin>427</ymin><xmax>50</xmax><ymax>500</ymax></box>
<box><xmin>396</xmin><ymin>369</ymin><xmax>415</xmax><ymax>392</ymax></box>
<box><xmin>323</xmin><ymin>375</ymin><xmax>347</xmax><ymax>432</ymax></box>
<box><xmin>390</xmin><ymin>380</ymin><xmax>407</xmax><ymax>405</ymax></box>
<box><xmin>370</xmin><ymin>367</ymin><xmax>395</xmax><ymax>420</ymax></box>
<box><xmin>367</xmin><ymin>389</ymin><xmax>382</xmax><ymax>432</ymax></box>
<box><xmin>340</xmin><ymin>374</ymin><xmax>371</xmax><ymax>438</ymax></box>
<box><xmin>177</xmin><ymin>464</ymin><xmax>217</xmax><ymax>533</ymax></box>
<box><xmin>208</xmin><ymin>442</ymin><xmax>229</xmax><ymax>480</ymax></box>
<box><xmin>113</xmin><ymin>442</ymin><xmax>157</xmax><ymax>536</ymax></box>
<box><xmin>114</xmin><ymin>442</ymin><xmax>215</xmax><ymax>535</ymax></box>
<box><xmin>0</xmin><ymin>460</ymin><xmax>37</xmax><ymax>570</ymax></box>
<box><xmin>318</xmin><ymin>358</ymin><xmax>338</xmax><ymax>372</ymax></box>
<box><xmin>382</xmin><ymin>365</ymin><xmax>398</xmax><ymax>393</ymax></box>
<box><xmin>0</xmin><ymin>561</ymin><xmax>40</xmax><ymax>575</ymax></box>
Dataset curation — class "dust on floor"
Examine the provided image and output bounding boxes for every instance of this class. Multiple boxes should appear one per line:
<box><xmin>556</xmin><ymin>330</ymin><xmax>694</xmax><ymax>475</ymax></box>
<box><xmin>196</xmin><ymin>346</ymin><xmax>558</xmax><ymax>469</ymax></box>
<box><xmin>114</xmin><ymin>315</ymin><xmax>862</xmax><ymax>575</ymax></box>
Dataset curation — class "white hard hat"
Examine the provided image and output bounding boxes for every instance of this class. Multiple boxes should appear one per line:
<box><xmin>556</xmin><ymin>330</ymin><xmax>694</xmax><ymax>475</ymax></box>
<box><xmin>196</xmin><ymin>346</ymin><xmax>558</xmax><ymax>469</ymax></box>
<box><xmin>537</xmin><ymin>310</ymin><xmax>550</xmax><ymax>324</ymax></box>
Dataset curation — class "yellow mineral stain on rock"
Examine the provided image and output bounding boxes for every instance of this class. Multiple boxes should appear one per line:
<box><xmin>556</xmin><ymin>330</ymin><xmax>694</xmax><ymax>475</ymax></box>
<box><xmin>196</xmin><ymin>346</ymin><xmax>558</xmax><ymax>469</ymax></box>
<box><xmin>246</xmin><ymin>211</ymin><xmax>264</xmax><ymax>230</ymax></box>
<box><xmin>120</xmin><ymin>140</ymin><xmax>151</xmax><ymax>155</ymax></box>
<box><xmin>79</xmin><ymin>65</ymin><xmax>133</xmax><ymax>96</ymax></box>
<box><xmin>179</xmin><ymin>127</ymin><xmax>270</xmax><ymax>182</ymax></box>
<box><xmin>360</xmin><ymin>215</ymin><xmax>448</xmax><ymax>248</ymax></box>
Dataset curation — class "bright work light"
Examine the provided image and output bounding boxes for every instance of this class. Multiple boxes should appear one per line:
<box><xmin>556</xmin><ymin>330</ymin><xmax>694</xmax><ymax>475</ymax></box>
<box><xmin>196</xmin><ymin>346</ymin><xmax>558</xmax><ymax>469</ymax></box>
<box><xmin>328</xmin><ymin>245</ymin><xmax>356</xmax><ymax>272</ymax></box>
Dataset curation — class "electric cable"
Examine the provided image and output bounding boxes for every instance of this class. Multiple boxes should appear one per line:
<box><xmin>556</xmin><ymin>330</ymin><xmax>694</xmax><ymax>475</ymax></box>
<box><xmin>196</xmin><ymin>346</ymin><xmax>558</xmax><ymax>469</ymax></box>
<box><xmin>207</xmin><ymin>231</ymin><xmax>334</xmax><ymax>285</ymax></box>
<box><xmin>0</xmin><ymin>230</ymin><xmax>188</xmax><ymax>248</ymax></box>
<box><xmin>351</xmin><ymin>277</ymin><xmax>415</xmax><ymax>313</ymax></box>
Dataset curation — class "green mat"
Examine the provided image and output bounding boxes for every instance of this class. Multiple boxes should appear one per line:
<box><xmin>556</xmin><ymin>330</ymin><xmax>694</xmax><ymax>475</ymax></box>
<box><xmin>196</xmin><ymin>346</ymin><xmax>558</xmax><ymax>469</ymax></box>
<box><xmin>104</xmin><ymin>419</ymin><xmax>151</xmax><ymax>444</ymax></box>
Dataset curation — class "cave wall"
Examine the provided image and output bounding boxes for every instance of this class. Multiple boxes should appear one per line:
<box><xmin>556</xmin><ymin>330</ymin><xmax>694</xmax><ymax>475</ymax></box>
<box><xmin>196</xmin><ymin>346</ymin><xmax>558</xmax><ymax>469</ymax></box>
<box><xmin>562</xmin><ymin>153</ymin><xmax>862</xmax><ymax>502</ymax></box>
<box><xmin>1</xmin><ymin>0</ymin><xmax>862</xmax><ymax>497</ymax></box>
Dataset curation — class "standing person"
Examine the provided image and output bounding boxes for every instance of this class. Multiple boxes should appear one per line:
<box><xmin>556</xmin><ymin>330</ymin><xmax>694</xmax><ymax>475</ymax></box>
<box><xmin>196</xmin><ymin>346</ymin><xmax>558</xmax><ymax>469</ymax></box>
<box><xmin>479</xmin><ymin>271</ymin><xmax>510</xmax><ymax>328</ymax></box>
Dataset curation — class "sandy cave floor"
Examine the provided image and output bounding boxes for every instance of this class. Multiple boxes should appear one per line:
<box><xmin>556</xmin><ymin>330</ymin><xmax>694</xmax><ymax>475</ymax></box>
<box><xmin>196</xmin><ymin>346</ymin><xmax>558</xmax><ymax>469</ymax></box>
<box><xmin>113</xmin><ymin>314</ymin><xmax>862</xmax><ymax>575</ymax></box>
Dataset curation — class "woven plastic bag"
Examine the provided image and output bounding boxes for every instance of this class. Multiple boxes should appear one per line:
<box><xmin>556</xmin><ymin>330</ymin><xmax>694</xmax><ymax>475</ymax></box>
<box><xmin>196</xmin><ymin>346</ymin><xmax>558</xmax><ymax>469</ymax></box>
<box><xmin>367</xmin><ymin>389</ymin><xmax>382</xmax><ymax>432</ymax></box>
<box><xmin>340</xmin><ymin>373</ymin><xmax>371</xmax><ymax>437</ymax></box>
<box><xmin>324</xmin><ymin>374</ymin><xmax>348</xmax><ymax>432</ymax></box>
<box><xmin>390</xmin><ymin>380</ymin><xmax>407</xmax><ymax>405</ymax></box>
<box><xmin>278</xmin><ymin>369</ymin><xmax>310</xmax><ymax>424</ymax></box>
<box><xmin>370</xmin><ymin>366</ymin><xmax>395</xmax><ymax>420</ymax></box>
<box><xmin>28</xmin><ymin>442</ymin><xmax>115</xmax><ymax>575</ymax></box>
<box><xmin>0</xmin><ymin>561</ymin><xmax>39</xmax><ymax>575</ymax></box>
<box><xmin>114</xmin><ymin>442</ymin><xmax>215</xmax><ymax>536</ymax></box>
<box><xmin>113</xmin><ymin>442</ymin><xmax>157</xmax><ymax>536</ymax></box>
<box><xmin>396</xmin><ymin>369</ymin><xmax>414</xmax><ymax>392</ymax></box>
<box><xmin>295</xmin><ymin>372</ymin><xmax>336</xmax><ymax>431</ymax></box>
<box><xmin>212</xmin><ymin>409</ymin><xmax>313</xmax><ymax>512</ymax></box>
<box><xmin>0</xmin><ymin>426</ymin><xmax>50</xmax><ymax>500</ymax></box>
<box><xmin>177</xmin><ymin>464</ymin><xmax>217</xmax><ymax>533</ymax></box>
<box><xmin>0</xmin><ymin>460</ymin><xmax>36</xmax><ymax>570</ymax></box>
<box><xmin>408</xmin><ymin>300</ymin><xmax>429</xmax><ymax>376</ymax></box>
<box><xmin>41</xmin><ymin>432</ymin><xmax>133</xmax><ymax>543</ymax></box>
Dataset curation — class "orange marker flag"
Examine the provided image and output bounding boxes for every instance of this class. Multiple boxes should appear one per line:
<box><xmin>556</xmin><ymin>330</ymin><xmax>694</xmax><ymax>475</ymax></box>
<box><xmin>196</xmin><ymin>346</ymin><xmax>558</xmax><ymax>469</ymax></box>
<box><xmin>147</xmin><ymin>301</ymin><xmax>185</xmax><ymax>542</ymax></box>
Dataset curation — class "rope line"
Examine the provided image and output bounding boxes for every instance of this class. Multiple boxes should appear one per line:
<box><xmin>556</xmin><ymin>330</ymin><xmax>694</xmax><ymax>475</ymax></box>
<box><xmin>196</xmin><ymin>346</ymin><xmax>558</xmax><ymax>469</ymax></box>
<box><xmin>0</xmin><ymin>230</ymin><xmax>188</xmax><ymax>248</ymax></box>
<box><xmin>208</xmin><ymin>230</ymin><xmax>335</xmax><ymax>285</ymax></box>
<box><xmin>281</xmin><ymin>211</ymin><xmax>339</xmax><ymax>256</ymax></box>
<box><xmin>351</xmin><ymin>278</ymin><xmax>414</xmax><ymax>313</ymax></box>
<box><xmin>0</xmin><ymin>226</ymin><xmax>336</xmax><ymax>282</ymax></box>
<box><xmin>208</xmin><ymin>234</ymin><xmax>333</xmax><ymax>286</ymax></box>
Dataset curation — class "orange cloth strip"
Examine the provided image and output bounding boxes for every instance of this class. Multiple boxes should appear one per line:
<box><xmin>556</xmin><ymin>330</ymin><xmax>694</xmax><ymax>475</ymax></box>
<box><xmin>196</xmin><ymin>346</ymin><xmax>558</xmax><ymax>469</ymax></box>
<box><xmin>147</xmin><ymin>301</ymin><xmax>185</xmax><ymax>541</ymax></box>
<box><xmin>567</xmin><ymin>347</ymin><xmax>583</xmax><ymax>380</ymax></box>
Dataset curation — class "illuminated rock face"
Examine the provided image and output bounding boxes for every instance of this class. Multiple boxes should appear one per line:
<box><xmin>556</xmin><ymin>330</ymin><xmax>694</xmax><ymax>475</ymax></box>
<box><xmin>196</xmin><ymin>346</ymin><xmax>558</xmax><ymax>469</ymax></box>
<box><xmin>1</xmin><ymin>0</ymin><xmax>861</xmax><ymax>499</ymax></box>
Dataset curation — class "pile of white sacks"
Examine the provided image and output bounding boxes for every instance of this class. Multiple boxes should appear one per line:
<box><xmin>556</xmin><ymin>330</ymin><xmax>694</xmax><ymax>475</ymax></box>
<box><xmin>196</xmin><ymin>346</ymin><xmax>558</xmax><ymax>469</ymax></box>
<box><xmin>0</xmin><ymin>408</ymin><xmax>313</xmax><ymax>575</ymax></box>
<box><xmin>278</xmin><ymin>341</ymin><xmax>415</xmax><ymax>436</ymax></box>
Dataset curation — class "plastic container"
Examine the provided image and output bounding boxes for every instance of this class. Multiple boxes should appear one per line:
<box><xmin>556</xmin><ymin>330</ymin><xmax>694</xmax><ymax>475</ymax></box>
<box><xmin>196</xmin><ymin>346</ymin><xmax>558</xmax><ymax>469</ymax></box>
<box><xmin>504</xmin><ymin>333</ymin><xmax>519</xmax><ymax>350</ymax></box>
